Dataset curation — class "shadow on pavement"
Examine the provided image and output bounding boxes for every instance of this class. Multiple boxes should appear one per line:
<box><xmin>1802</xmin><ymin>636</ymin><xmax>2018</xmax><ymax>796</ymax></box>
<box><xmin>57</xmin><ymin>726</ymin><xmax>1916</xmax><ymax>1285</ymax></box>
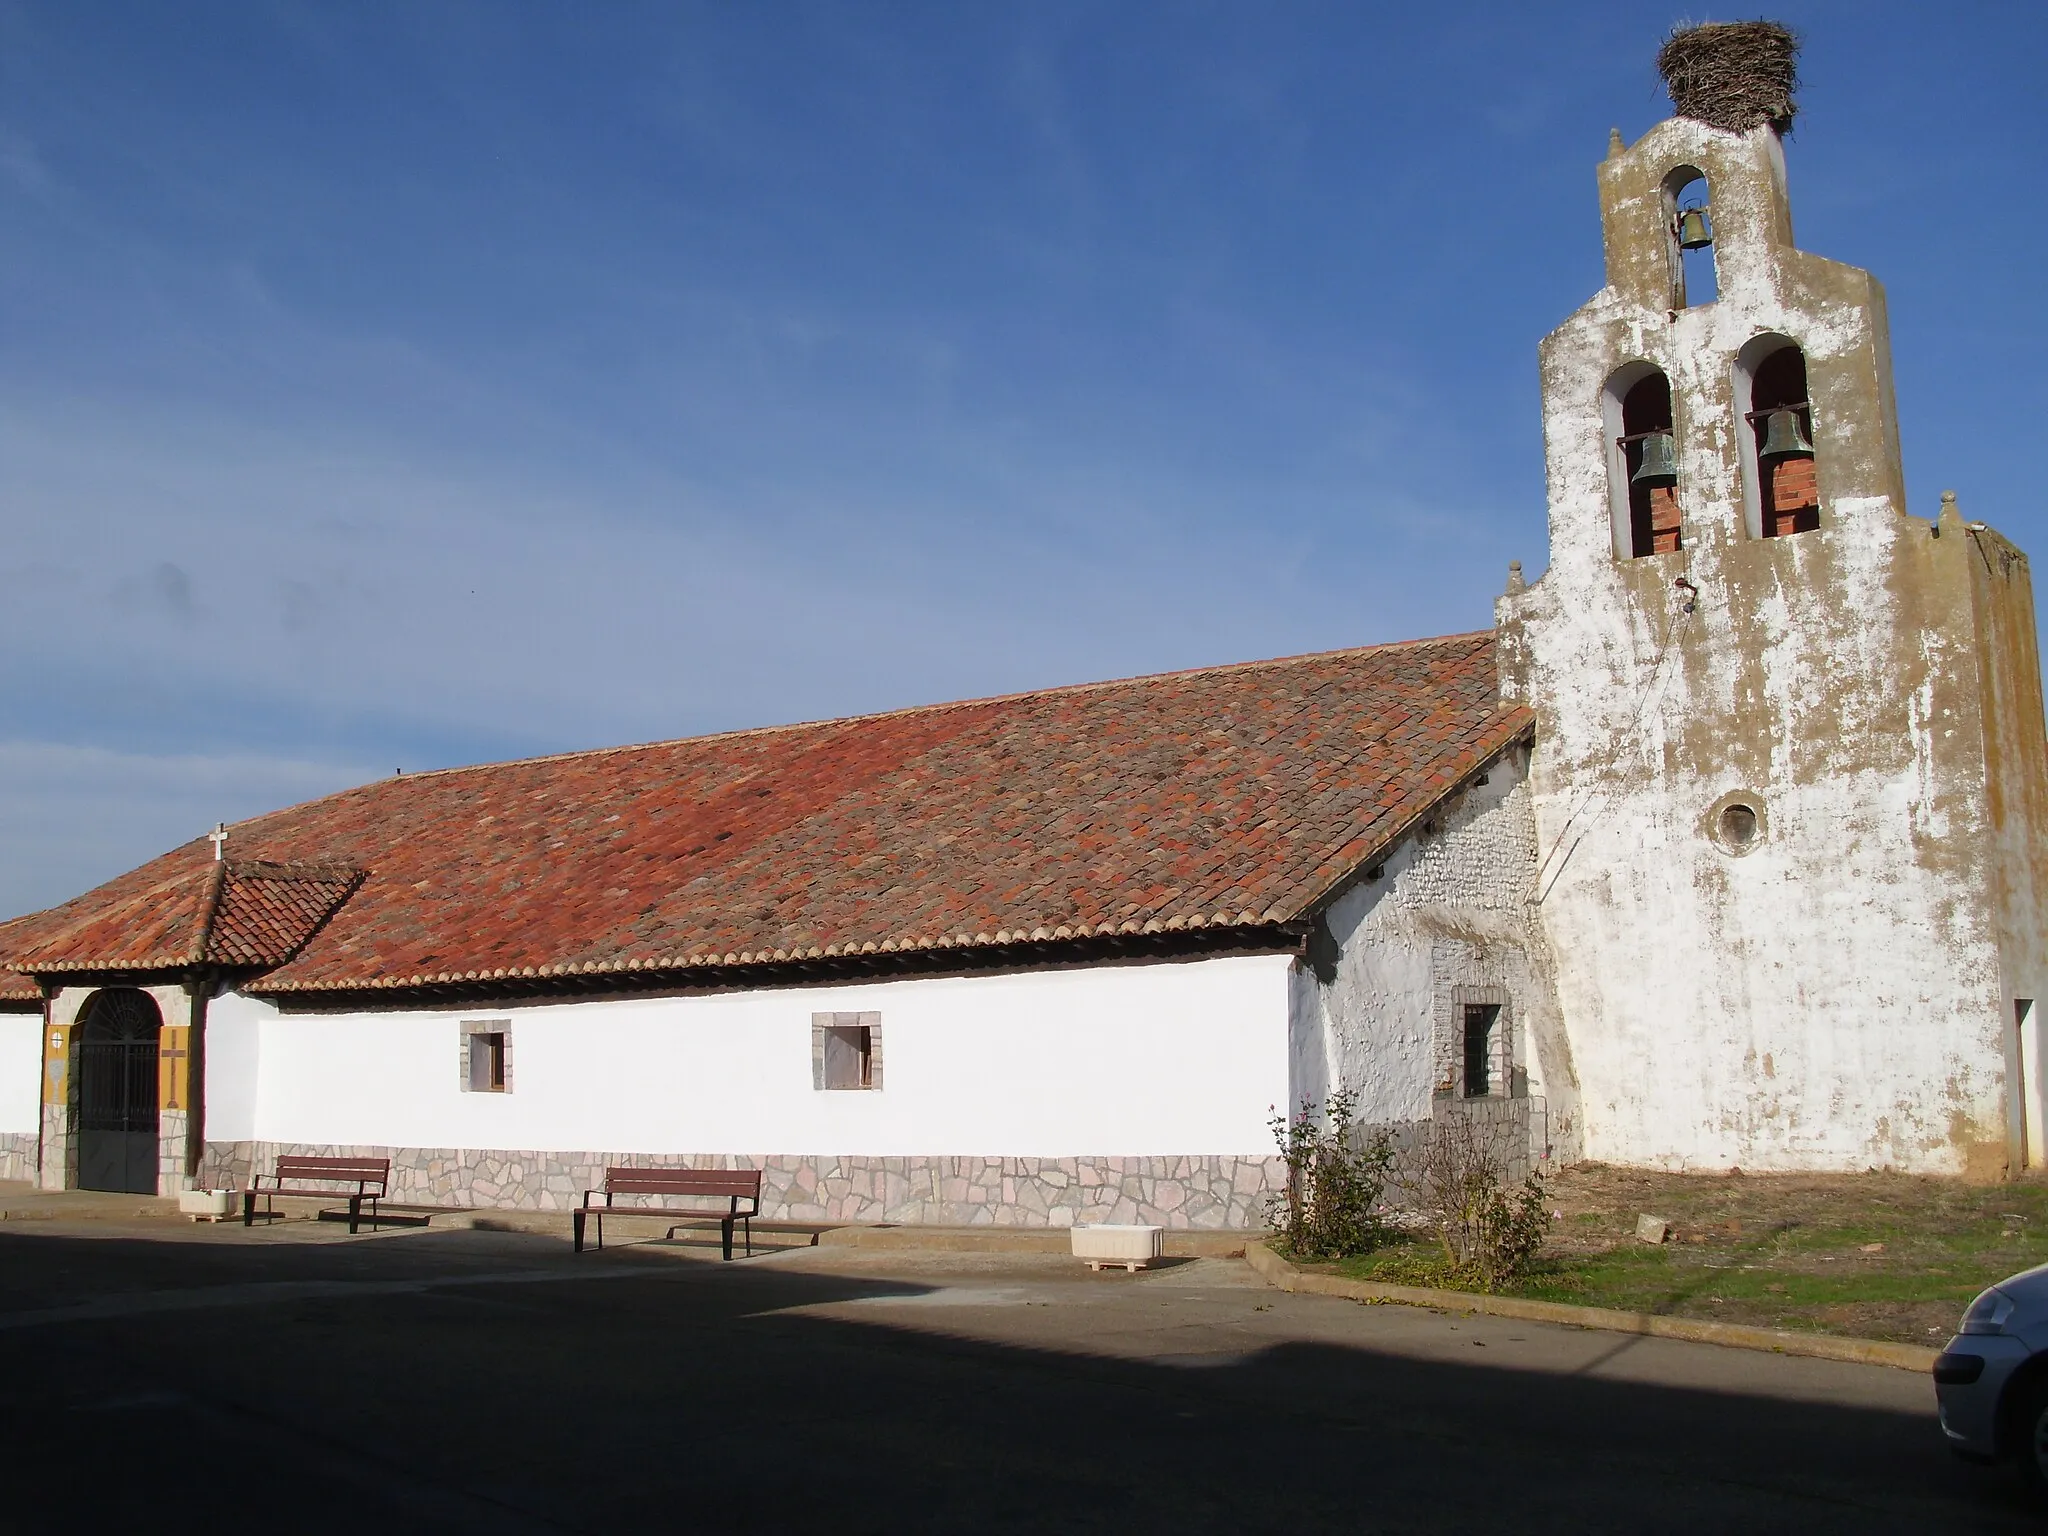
<box><xmin>0</xmin><ymin>1226</ymin><xmax>2031</xmax><ymax>1535</ymax></box>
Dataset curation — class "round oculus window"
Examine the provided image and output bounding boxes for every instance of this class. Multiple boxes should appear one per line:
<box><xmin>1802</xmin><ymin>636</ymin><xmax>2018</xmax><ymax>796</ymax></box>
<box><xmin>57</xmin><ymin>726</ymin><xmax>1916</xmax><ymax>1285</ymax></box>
<box><xmin>1720</xmin><ymin>803</ymin><xmax>1758</xmax><ymax>847</ymax></box>
<box><xmin>1708</xmin><ymin>793</ymin><xmax>1767</xmax><ymax>854</ymax></box>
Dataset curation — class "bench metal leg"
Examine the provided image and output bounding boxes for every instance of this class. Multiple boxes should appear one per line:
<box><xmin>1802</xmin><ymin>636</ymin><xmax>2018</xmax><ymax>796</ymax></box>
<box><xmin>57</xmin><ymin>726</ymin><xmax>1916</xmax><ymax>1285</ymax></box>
<box><xmin>347</xmin><ymin>1195</ymin><xmax>361</xmax><ymax>1235</ymax></box>
<box><xmin>721</xmin><ymin>1216</ymin><xmax>733</xmax><ymax>1262</ymax></box>
<box><xmin>573</xmin><ymin>1208</ymin><xmax>587</xmax><ymax>1254</ymax></box>
<box><xmin>242</xmin><ymin>1190</ymin><xmax>257</xmax><ymax>1227</ymax></box>
<box><xmin>743</xmin><ymin>1215</ymin><xmax>752</xmax><ymax>1258</ymax></box>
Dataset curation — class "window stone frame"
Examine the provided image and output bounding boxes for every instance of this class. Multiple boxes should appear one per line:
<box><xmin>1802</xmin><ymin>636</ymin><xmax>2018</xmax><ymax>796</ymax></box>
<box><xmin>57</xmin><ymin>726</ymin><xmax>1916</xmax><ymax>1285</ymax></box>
<box><xmin>1437</xmin><ymin>985</ymin><xmax>1514</xmax><ymax>1100</ymax></box>
<box><xmin>811</xmin><ymin>1012</ymin><xmax>882</xmax><ymax>1091</ymax></box>
<box><xmin>459</xmin><ymin>1020</ymin><xmax>513</xmax><ymax>1094</ymax></box>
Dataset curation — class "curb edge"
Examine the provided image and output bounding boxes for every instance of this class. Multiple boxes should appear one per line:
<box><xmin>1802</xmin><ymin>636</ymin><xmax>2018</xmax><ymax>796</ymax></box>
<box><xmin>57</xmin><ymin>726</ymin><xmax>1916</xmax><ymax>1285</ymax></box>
<box><xmin>1243</xmin><ymin>1241</ymin><xmax>1940</xmax><ymax>1373</ymax></box>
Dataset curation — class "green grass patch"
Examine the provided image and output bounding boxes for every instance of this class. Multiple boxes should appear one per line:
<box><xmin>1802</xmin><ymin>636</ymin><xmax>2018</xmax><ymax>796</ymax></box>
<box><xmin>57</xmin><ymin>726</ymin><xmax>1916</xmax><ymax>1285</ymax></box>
<box><xmin>1326</xmin><ymin>1235</ymin><xmax>2000</xmax><ymax>1333</ymax></box>
<box><xmin>1313</xmin><ymin>1173</ymin><xmax>2048</xmax><ymax>1344</ymax></box>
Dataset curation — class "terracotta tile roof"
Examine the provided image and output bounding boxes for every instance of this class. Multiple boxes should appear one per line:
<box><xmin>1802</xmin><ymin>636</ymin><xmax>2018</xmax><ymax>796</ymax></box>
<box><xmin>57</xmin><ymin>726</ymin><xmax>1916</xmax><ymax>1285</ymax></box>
<box><xmin>1</xmin><ymin>633</ymin><xmax>1526</xmax><ymax>998</ymax></box>
<box><xmin>0</xmin><ymin>914</ymin><xmax>41</xmax><ymax>1005</ymax></box>
<box><xmin>7</xmin><ymin>861</ymin><xmax>360</xmax><ymax>975</ymax></box>
<box><xmin>207</xmin><ymin>863</ymin><xmax>366</xmax><ymax>967</ymax></box>
<box><xmin>13</xmin><ymin>866</ymin><xmax>219</xmax><ymax>973</ymax></box>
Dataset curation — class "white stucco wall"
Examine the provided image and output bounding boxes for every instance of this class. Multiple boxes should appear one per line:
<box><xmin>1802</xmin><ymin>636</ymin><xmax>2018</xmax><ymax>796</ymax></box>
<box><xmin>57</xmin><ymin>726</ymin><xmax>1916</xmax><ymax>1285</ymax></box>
<box><xmin>202</xmin><ymin>993</ymin><xmax>262</xmax><ymax>1143</ymax></box>
<box><xmin>1288</xmin><ymin>746</ymin><xmax>1571</xmax><ymax>1149</ymax></box>
<box><xmin>1504</xmin><ymin>116</ymin><xmax>2013</xmax><ymax>1173</ymax></box>
<box><xmin>207</xmin><ymin>953</ymin><xmax>1292</xmax><ymax>1157</ymax></box>
<box><xmin>0</xmin><ymin>1014</ymin><xmax>43</xmax><ymax>1134</ymax></box>
<box><xmin>1528</xmin><ymin>736</ymin><xmax>2006</xmax><ymax>1172</ymax></box>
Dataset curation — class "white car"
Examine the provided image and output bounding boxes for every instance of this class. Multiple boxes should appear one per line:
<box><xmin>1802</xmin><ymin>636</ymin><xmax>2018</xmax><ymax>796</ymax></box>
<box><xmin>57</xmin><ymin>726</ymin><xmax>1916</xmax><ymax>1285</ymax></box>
<box><xmin>1936</xmin><ymin>1260</ymin><xmax>2048</xmax><ymax>1493</ymax></box>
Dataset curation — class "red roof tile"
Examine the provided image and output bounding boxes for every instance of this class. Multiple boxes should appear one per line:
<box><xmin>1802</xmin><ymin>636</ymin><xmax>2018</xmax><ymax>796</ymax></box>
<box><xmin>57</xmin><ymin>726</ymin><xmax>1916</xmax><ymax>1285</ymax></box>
<box><xmin>207</xmin><ymin>863</ymin><xmax>366</xmax><ymax>967</ymax></box>
<box><xmin>10</xmin><ymin>861</ymin><xmax>360</xmax><ymax>975</ymax></box>
<box><xmin>1</xmin><ymin>633</ymin><xmax>1527</xmax><ymax>997</ymax></box>
<box><xmin>0</xmin><ymin>914</ymin><xmax>40</xmax><ymax>1004</ymax></box>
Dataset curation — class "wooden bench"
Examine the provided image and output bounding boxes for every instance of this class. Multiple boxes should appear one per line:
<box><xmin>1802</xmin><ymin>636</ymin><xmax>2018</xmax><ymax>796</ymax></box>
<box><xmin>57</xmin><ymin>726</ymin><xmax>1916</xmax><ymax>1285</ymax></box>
<box><xmin>243</xmin><ymin>1155</ymin><xmax>391</xmax><ymax>1234</ymax></box>
<box><xmin>573</xmin><ymin>1168</ymin><xmax>761</xmax><ymax>1260</ymax></box>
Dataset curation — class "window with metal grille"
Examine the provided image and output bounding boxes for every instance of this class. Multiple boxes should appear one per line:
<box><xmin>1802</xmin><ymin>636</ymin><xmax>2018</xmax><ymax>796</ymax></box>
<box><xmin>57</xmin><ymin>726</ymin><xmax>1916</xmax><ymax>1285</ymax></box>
<box><xmin>1463</xmin><ymin>1005</ymin><xmax>1500</xmax><ymax>1098</ymax></box>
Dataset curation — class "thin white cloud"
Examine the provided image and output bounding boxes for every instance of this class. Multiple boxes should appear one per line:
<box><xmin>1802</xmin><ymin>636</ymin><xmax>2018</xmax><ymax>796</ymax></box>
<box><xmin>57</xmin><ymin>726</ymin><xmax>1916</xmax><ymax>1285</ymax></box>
<box><xmin>0</xmin><ymin>381</ymin><xmax>1513</xmax><ymax>754</ymax></box>
<box><xmin>0</xmin><ymin>8</ymin><xmax>1555</xmax><ymax>917</ymax></box>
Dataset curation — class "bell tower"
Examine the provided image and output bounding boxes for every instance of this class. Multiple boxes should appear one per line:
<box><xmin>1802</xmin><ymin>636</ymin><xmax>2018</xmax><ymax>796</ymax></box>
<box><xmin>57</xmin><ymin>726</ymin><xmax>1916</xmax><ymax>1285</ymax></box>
<box><xmin>1499</xmin><ymin>24</ymin><xmax>2048</xmax><ymax>1175</ymax></box>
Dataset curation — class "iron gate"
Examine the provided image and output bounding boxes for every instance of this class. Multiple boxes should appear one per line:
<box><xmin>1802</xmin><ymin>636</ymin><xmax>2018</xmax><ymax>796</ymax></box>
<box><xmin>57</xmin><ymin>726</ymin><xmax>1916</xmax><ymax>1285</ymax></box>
<box><xmin>75</xmin><ymin>989</ymin><xmax>160</xmax><ymax>1194</ymax></box>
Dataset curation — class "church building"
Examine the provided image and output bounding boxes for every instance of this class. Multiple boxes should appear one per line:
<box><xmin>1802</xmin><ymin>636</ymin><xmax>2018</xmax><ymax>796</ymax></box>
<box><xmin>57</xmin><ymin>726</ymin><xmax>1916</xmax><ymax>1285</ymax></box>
<box><xmin>2</xmin><ymin>29</ymin><xmax>2043</xmax><ymax>1221</ymax></box>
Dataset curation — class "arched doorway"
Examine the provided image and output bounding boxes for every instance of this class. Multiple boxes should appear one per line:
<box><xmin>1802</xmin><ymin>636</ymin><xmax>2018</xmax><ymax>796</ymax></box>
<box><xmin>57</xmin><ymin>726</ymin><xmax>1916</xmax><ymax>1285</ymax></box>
<box><xmin>76</xmin><ymin>988</ymin><xmax>161</xmax><ymax>1193</ymax></box>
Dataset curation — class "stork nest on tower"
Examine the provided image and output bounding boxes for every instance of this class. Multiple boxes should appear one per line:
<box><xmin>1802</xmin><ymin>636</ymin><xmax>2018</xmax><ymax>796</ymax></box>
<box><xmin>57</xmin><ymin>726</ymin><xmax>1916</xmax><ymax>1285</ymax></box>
<box><xmin>1656</xmin><ymin>20</ymin><xmax>1801</xmax><ymax>135</ymax></box>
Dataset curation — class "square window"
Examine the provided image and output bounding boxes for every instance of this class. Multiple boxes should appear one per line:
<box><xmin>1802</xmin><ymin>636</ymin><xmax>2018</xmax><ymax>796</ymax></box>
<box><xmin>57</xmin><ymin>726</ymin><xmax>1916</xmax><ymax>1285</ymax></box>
<box><xmin>821</xmin><ymin>1024</ymin><xmax>868</xmax><ymax>1089</ymax></box>
<box><xmin>460</xmin><ymin>1023</ymin><xmax>511</xmax><ymax>1093</ymax></box>
<box><xmin>1462</xmin><ymin>1005</ymin><xmax>1499</xmax><ymax>1099</ymax></box>
<box><xmin>470</xmin><ymin>1033</ymin><xmax>506</xmax><ymax>1092</ymax></box>
<box><xmin>812</xmin><ymin>1012</ymin><xmax>881</xmax><ymax>1091</ymax></box>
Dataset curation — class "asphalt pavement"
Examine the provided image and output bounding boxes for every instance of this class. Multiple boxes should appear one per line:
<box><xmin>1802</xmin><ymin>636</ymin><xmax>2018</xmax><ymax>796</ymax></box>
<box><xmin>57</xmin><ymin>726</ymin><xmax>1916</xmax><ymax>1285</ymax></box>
<box><xmin>0</xmin><ymin>1214</ymin><xmax>2030</xmax><ymax>1534</ymax></box>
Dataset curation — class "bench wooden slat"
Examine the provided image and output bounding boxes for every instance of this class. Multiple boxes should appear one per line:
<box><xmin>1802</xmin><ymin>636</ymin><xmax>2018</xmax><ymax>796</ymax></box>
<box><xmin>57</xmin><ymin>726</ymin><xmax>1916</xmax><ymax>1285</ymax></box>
<box><xmin>576</xmin><ymin>1166</ymin><xmax>761</xmax><ymax>1260</ymax></box>
<box><xmin>245</xmin><ymin>1155</ymin><xmax>391</xmax><ymax>1234</ymax></box>
<box><xmin>610</xmin><ymin>1179</ymin><xmax>770</xmax><ymax>1204</ymax></box>
<box><xmin>275</xmin><ymin>1156</ymin><xmax>390</xmax><ymax>1176</ymax></box>
<box><xmin>266</xmin><ymin>1187</ymin><xmax>381</xmax><ymax>1198</ymax></box>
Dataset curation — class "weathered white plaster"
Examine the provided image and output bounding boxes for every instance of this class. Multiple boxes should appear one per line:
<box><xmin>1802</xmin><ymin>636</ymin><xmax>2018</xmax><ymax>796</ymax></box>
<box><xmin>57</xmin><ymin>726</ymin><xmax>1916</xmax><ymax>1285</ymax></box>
<box><xmin>1501</xmin><ymin>117</ymin><xmax>2039</xmax><ymax>1173</ymax></box>
<box><xmin>2021</xmin><ymin>1002</ymin><xmax>2046</xmax><ymax>1172</ymax></box>
<box><xmin>219</xmin><ymin>954</ymin><xmax>1292</xmax><ymax>1158</ymax></box>
<box><xmin>0</xmin><ymin>1014</ymin><xmax>42</xmax><ymax>1135</ymax></box>
<box><xmin>1288</xmin><ymin>747</ymin><xmax>1573</xmax><ymax>1157</ymax></box>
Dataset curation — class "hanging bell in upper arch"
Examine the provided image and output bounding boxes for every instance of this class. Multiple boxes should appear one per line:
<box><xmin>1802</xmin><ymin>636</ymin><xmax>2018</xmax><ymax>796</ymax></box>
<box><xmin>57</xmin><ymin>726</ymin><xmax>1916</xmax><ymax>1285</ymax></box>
<box><xmin>1758</xmin><ymin>409</ymin><xmax>1814</xmax><ymax>460</ymax></box>
<box><xmin>1631</xmin><ymin>431</ymin><xmax>1678</xmax><ymax>484</ymax></box>
<box><xmin>1675</xmin><ymin>206</ymin><xmax>1713</xmax><ymax>250</ymax></box>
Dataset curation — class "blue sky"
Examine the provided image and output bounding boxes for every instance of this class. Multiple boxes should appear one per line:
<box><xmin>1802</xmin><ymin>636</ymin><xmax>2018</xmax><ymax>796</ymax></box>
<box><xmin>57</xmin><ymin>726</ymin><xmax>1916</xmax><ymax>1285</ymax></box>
<box><xmin>2</xmin><ymin>2</ymin><xmax>2043</xmax><ymax>918</ymax></box>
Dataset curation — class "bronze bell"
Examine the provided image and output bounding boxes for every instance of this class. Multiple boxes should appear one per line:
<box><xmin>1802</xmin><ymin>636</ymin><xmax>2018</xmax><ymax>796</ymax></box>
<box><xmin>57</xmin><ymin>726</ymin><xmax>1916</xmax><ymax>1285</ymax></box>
<box><xmin>1676</xmin><ymin>207</ymin><xmax>1713</xmax><ymax>250</ymax></box>
<box><xmin>1758</xmin><ymin>409</ymin><xmax>1814</xmax><ymax>459</ymax></box>
<box><xmin>1631</xmin><ymin>431</ymin><xmax>1678</xmax><ymax>484</ymax></box>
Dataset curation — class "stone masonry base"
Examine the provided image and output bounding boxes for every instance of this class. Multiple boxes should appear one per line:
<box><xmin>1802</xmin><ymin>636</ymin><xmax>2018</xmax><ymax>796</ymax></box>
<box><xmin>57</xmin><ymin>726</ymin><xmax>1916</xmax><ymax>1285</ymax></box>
<box><xmin>198</xmin><ymin>1143</ymin><xmax>1285</xmax><ymax>1229</ymax></box>
<box><xmin>0</xmin><ymin>1131</ymin><xmax>34</xmax><ymax>1184</ymax></box>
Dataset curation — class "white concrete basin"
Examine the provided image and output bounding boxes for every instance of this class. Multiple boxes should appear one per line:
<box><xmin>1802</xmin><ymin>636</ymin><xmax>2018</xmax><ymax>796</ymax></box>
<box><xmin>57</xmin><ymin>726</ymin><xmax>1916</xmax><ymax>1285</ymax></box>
<box><xmin>1071</xmin><ymin>1223</ymin><xmax>1164</xmax><ymax>1271</ymax></box>
<box><xmin>178</xmin><ymin>1189</ymin><xmax>236</xmax><ymax>1221</ymax></box>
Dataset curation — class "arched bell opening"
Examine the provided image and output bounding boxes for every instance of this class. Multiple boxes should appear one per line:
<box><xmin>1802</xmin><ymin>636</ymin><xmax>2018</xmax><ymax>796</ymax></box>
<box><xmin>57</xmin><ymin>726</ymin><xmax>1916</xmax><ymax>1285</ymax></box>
<box><xmin>1664</xmin><ymin>166</ymin><xmax>1718</xmax><ymax>308</ymax></box>
<box><xmin>1735</xmin><ymin>334</ymin><xmax>1818</xmax><ymax>539</ymax></box>
<box><xmin>75</xmin><ymin>987</ymin><xmax>162</xmax><ymax>1194</ymax></box>
<box><xmin>1602</xmin><ymin>361</ymin><xmax>1681</xmax><ymax>559</ymax></box>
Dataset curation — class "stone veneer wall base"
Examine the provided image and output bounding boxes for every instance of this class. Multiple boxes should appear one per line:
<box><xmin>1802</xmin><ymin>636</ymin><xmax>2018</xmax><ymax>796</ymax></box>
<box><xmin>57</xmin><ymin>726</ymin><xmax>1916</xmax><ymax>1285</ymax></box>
<box><xmin>37</xmin><ymin>1104</ymin><xmax>71</xmax><ymax>1191</ymax></box>
<box><xmin>199</xmin><ymin>1144</ymin><xmax>1286</xmax><ymax>1229</ymax></box>
<box><xmin>0</xmin><ymin>1131</ymin><xmax>36</xmax><ymax>1184</ymax></box>
<box><xmin>157</xmin><ymin>1108</ymin><xmax>193</xmax><ymax>1196</ymax></box>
